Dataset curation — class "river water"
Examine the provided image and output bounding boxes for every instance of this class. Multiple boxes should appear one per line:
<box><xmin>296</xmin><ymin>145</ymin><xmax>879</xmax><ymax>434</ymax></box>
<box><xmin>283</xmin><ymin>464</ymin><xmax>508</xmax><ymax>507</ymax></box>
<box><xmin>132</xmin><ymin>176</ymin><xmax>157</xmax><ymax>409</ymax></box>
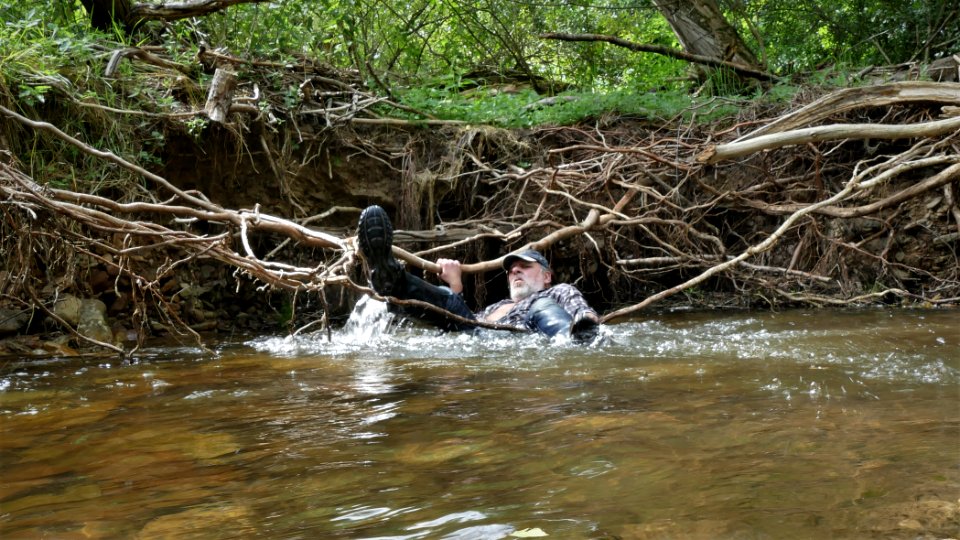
<box><xmin>1</xmin><ymin>303</ymin><xmax>957</xmax><ymax>539</ymax></box>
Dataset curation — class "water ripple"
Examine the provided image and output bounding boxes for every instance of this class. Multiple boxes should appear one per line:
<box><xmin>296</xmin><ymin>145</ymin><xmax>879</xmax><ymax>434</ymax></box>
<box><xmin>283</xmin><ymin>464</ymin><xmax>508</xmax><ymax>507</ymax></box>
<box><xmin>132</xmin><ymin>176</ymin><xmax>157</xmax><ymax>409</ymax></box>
<box><xmin>245</xmin><ymin>306</ymin><xmax>959</xmax><ymax>385</ymax></box>
<box><xmin>407</xmin><ymin>510</ymin><xmax>487</xmax><ymax>530</ymax></box>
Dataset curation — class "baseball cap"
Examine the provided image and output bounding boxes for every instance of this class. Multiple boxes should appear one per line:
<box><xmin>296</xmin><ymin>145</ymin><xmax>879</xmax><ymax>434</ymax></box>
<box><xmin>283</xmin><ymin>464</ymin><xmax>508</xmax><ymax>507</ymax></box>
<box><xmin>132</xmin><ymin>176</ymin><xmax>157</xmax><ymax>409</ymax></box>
<box><xmin>502</xmin><ymin>249</ymin><xmax>551</xmax><ymax>272</ymax></box>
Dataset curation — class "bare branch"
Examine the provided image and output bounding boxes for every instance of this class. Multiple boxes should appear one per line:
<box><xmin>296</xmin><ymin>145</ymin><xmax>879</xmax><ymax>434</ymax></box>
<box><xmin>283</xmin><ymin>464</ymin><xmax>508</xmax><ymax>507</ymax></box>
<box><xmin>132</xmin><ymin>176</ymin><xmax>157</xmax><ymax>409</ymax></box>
<box><xmin>698</xmin><ymin>115</ymin><xmax>960</xmax><ymax>163</ymax></box>
<box><xmin>740</xmin><ymin>81</ymin><xmax>960</xmax><ymax>139</ymax></box>
<box><xmin>540</xmin><ymin>32</ymin><xmax>778</xmax><ymax>81</ymax></box>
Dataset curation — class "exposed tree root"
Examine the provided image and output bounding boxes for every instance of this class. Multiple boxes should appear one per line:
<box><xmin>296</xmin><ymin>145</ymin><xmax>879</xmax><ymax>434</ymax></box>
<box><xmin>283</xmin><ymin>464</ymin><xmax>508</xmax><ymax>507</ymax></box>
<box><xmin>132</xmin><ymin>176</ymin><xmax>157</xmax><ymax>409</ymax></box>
<box><xmin>3</xmin><ymin>81</ymin><xmax>959</xmax><ymax>352</ymax></box>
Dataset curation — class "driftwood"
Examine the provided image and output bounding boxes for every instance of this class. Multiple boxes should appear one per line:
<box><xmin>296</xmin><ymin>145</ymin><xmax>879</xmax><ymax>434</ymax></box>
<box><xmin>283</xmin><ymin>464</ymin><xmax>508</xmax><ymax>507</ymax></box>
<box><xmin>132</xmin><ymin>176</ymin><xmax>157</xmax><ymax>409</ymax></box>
<box><xmin>858</xmin><ymin>54</ymin><xmax>960</xmax><ymax>83</ymax></box>
<box><xmin>698</xmin><ymin>82</ymin><xmax>960</xmax><ymax>163</ymax></box>
<box><xmin>0</xmin><ymin>157</ymin><xmax>524</xmax><ymax>336</ymax></box>
<box><xmin>603</xmin><ymin>158</ymin><xmax>960</xmax><ymax>323</ymax></box>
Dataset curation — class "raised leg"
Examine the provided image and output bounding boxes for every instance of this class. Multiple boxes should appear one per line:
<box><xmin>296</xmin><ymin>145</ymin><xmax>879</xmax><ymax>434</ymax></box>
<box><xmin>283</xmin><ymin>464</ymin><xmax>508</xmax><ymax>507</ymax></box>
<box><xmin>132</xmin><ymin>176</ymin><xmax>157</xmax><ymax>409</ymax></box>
<box><xmin>357</xmin><ymin>205</ymin><xmax>476</xmax><ymax>331</ymax></box>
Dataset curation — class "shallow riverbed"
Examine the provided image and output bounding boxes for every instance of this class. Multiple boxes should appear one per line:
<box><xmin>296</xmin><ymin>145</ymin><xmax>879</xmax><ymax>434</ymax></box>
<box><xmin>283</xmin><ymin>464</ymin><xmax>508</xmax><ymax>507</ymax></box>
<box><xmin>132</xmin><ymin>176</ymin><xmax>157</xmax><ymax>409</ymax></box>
<box><xmin>1</xmin><ymin>306</ymin><xmax>957</xmax><ymax>538</ymax></box>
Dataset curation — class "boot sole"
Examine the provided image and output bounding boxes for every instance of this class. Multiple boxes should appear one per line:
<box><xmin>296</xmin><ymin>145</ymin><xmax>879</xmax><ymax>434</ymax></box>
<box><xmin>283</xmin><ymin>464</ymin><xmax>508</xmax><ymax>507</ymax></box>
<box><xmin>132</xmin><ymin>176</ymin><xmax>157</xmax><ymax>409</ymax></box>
<box><xmin>357</xmin><ymin>206</ymin><xmax>401</xmax><ymax>294</ymax></box>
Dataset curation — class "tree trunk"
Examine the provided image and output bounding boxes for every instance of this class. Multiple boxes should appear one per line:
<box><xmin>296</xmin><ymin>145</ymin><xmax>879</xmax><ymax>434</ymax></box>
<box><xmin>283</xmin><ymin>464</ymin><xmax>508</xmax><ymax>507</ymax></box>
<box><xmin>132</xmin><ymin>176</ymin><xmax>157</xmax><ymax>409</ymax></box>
<box><xmin>652</xmin><ymin>0</ymin><xmax>760</xmax><ymax>70</ymax></box>
<box><xmin>79</xmin><ymin>0</ymin><xmax>132</xmax><ymax>31</ymax></box>
<box><xmin>129</xmin><ymin>0</ymin><xmax>269</xmax><ymax>22</ymax></box>
<box><xmin>79</xmin><ymin>0</ymin><xmax>267</xmax><ymax>33</ymax></box>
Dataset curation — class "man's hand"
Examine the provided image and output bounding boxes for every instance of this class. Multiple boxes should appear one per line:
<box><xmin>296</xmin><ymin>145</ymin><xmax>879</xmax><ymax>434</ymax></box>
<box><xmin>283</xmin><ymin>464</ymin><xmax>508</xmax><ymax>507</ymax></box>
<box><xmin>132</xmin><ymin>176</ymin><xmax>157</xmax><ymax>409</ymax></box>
<box><xmin>571</xmin><ymin>312</ymin><xmax>600</xmax><ymax>344</ymax></box>
<box><xmin>436</xmin><ymin>258</ymin><xmax>463</xmax><ymax>294</ymax></box>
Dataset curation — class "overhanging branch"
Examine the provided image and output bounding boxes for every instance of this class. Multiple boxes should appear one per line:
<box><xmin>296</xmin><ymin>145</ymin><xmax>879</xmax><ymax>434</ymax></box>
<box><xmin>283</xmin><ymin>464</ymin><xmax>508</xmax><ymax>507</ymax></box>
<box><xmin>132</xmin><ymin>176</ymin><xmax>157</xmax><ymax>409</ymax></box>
<box><xmin>540</xmin><ymin>32</ymin><xmax>778</xmax><ymax>82</ymax></box>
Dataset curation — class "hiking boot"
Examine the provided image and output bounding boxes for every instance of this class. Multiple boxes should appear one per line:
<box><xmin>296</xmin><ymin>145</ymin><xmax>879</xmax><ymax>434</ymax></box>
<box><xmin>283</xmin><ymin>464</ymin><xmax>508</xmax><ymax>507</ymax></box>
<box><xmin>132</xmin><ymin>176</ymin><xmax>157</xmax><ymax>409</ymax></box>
<box><xmin>357</xmin><ymin>205</ymin><xmax>404</xmax><ymax>295</ymax></box>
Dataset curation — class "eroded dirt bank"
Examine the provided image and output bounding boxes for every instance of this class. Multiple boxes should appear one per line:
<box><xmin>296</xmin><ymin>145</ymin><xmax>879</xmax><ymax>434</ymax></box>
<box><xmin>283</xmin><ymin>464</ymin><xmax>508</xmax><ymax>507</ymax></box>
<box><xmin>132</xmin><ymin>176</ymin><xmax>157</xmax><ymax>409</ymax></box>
<box><xmin>2</xmin><ymin>82</ymin><xmax>959</xmax><ymax>356</ymax></box>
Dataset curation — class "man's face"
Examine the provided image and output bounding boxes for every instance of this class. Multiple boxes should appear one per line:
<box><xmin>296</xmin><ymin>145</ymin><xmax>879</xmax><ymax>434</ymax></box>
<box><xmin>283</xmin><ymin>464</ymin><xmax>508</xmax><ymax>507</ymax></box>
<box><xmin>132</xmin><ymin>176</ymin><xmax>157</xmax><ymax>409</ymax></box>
<box><xmin>508</xmin><ymin>260</ymin><xmax>551</xmax><ymax>301</ymax></box>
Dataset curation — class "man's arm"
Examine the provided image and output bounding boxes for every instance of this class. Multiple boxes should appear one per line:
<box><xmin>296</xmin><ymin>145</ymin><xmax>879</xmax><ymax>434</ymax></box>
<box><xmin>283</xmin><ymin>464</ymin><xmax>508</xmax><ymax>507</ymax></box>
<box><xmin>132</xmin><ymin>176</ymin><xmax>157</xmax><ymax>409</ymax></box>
<box><xmin>436</xmin><ymin>258</ymin><xmax>463</xmax><ymax>294</ymax></box>
<box><xmin>548</xmin><ymin>284</ymin><xmax>601</xmax><ymax>342</ymax></box>
<box><xmin>548</xmin><ymin>283</ymin><xmax>599</xmax><ymax>323</ymax></box>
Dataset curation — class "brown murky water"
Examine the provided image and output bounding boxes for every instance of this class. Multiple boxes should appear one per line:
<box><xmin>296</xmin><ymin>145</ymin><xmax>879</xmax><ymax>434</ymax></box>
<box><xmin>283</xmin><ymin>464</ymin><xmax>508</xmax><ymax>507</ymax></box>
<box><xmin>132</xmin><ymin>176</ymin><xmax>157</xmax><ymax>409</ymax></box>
<box><xmin>1</xmin><ymin>305</ymin><xmax>958</xmax><ymax>539</ymax></box>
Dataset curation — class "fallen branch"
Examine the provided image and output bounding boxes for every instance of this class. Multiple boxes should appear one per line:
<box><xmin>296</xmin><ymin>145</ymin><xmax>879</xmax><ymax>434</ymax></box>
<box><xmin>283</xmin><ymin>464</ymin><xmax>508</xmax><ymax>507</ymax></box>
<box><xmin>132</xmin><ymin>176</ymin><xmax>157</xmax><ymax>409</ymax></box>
<box><xmin>1</xmin><ymin>161</ymin><xmax>338</xmax><ymax>296</ymax></box>
<box><xmin>0</xmin><ymin>105</ymin><xmax>345</xmax><ymax>251</ymax></box>
<box><xmin>393</xmin><ymin>186</ymin><xmax>639</xmax><ymax>276</ymax></box>
<box><xmin>774</xmin><ymin>288</ymin><xmax>911</xmax><ymax>306</ymax></box>
<box><xmin>617</xmin><ymin>254</ymin><xmax>834</xmax><ymax>283</ymax></box>
<box><xmin>697</xmin><ymin>114</ymin><xmax>960</xmax><ymax>163</ymax></box>
<box><xmin>742</xmin><ymin>81</ymin><xmax>960</xmax><ymax>139</ymax></box>
<box><xmin>105</xmin><ymin>46</ymin><xmax>193</xmax><ymax>77</ymax></box>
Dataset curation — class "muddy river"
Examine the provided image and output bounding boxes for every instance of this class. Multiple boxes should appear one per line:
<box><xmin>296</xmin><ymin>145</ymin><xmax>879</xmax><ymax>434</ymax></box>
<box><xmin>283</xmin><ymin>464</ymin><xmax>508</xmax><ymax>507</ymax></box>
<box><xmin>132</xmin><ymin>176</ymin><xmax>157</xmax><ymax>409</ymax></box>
<box><xmin>1</xmin><ymin>305</ymin><xmax>957</xmax><ymax>538</ymax></box>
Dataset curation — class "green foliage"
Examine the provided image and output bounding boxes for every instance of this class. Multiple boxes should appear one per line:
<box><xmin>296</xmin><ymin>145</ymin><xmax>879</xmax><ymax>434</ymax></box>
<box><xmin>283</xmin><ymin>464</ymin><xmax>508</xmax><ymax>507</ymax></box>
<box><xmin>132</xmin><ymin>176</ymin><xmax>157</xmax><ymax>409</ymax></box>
<box><xmin>7</xmin><ymin>0</ymin><xmax>952</xmax><ymax>114</ymax></box>
<box><xmin>147</xmin><ymin>0</ymin><xmax>958</xmax><ymax>90</ymax></box>
<box><xmin>392</xmin><ymin>85</ymin><xmax>744</xmax><ymax>128</ymax></box>
<box><xmin>0</xmin><ymin>2</ymin><xmax>181</xmax><ymax>195</ymax></box>
<box><xmin>726</xmin><ymin>0</ymin><xmax>960</xmax><ymax>73</ymax></box>
<box><xmin>763</xmin><ymin>82</ymin><xmax>800</xmax><ymax>102</ymax></box>
<box><xmin>7</xmin><ymin>0</ymin><xmax>958</xmax><ymax>98</ymax></box>
<box><xmin>184</xmin><ymin>117</ymin><xmax>209</xmax><ymax>140</ymax></box>
<box><xmin>0</xmin><ymin>6</ymin><xmax>87</xmax><ymax>101</ymax></box>
<box><xmin>3</xmin><ymin>0</ymin><xmax>955</xmax><ymax>143</ymax></box>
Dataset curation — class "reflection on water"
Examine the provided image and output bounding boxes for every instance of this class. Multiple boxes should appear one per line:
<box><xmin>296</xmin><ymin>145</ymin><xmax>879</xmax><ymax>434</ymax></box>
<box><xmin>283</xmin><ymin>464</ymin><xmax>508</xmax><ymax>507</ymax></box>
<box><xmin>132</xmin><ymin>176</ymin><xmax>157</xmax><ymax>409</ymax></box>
<box><xmin>1</xmin><ymin>307</ymin><xmax>958</xmax><ymax>539</ymax></box>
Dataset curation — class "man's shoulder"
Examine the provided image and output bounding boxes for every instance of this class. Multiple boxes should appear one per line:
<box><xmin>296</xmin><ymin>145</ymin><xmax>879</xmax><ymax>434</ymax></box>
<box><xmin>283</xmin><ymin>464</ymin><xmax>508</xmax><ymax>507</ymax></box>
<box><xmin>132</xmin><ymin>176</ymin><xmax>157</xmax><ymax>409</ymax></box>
<box><xmin>544</xmin><ymin>283</ymin><xmax>590</xmax><ymax>307</ymax></box>
<box><xmin>547</xmin><ymin>283</ymin><xmax>581</xmax><ymax>294</ymax></box>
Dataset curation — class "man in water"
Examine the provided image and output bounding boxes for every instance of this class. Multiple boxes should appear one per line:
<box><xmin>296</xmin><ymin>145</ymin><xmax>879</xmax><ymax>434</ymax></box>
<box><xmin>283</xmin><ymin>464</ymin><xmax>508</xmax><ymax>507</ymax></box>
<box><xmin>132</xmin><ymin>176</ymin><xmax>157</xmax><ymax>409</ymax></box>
<box><xmin>356</xmin><ymin>205</ymin><xmax>600</xmax><ymax>342</ymax></box>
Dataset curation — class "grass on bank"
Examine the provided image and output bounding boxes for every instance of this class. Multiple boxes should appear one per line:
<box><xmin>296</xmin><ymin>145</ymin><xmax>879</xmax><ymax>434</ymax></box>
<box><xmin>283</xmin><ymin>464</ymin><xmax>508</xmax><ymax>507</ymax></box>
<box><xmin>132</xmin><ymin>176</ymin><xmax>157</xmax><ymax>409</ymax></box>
<box><xmin>389</xmin><ymin>83</ymin><xmax>806</xmax><ymax>128</ymax></box>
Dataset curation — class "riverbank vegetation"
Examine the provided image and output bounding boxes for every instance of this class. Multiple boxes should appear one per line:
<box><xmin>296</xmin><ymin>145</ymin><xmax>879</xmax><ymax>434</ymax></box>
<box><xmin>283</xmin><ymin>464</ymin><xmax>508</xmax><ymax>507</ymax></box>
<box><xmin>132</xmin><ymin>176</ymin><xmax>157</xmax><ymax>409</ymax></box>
<box><xmin>1</xmin><ymin>0</ymin><xmax>958</xmax><ymax>356</ymax></box>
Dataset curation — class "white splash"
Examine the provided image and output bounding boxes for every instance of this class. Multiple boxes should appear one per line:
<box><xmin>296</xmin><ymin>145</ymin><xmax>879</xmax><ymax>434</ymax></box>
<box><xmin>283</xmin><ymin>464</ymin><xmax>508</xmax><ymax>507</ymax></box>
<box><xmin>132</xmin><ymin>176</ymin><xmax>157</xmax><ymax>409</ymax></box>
<box><xmin>340</xmin><ymin>295</ymin><xmax>395</xmax><ymax>342</ymax></box>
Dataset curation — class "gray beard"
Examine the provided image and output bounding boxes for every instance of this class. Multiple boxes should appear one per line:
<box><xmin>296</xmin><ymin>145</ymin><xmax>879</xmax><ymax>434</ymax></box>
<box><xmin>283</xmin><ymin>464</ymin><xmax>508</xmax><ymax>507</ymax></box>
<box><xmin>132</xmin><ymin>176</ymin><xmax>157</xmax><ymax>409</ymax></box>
<box><xmin>510</xmin><ymin>282</ymin><xmax>536</xmax><ymax>302</ymax></box>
